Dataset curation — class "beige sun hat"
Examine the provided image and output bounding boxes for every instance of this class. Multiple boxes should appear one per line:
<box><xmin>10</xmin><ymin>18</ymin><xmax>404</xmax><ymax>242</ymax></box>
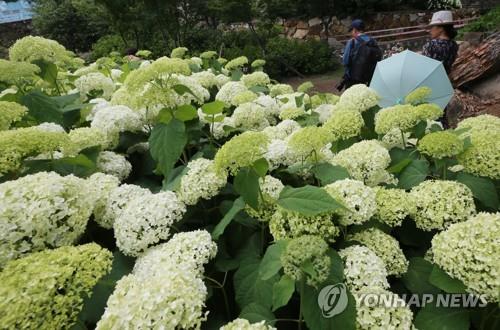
<box><xmin>429</xmin><ymin>11</ymin><xmax>454</xmax><ymax>26</ymax></box>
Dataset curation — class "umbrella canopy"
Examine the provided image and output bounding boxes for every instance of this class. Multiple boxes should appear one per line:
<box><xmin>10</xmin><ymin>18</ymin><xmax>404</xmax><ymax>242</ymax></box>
<box><xmin>369</xmin><ymin>50</ymin><xmax>454</xmax><ymax>109</ymax></box>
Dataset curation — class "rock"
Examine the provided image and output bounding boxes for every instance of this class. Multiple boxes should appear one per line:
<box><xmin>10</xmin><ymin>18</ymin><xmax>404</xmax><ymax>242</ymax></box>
<box><xmin>293</xmin><ymin>28</ymin><xmax>309</xmax><ymax>39</ymax></box>
<box><xmin>308</xmin><ymin>17</ymin><xmax>322</xmax><ymax>27</ymax></box>
<box><xmin>297</xmin><ymin>20</ymin><xmax>308</xmax><ymax>29</ymax></box>
<box><xmin>308</xmin><ymin>24</ymin><xmax>323</xmax><ymax>36</ymax></box>
<box><xmin>328</xmin><ymin>37</ymin><xmax>344</xmax><ymax>51</ymax></box>
<box><xmin>409</xmin><ymin>14</ymin><xmax>419</xmax><ymax>22</ymax></box>
<box><xmin>284</xmin><ymin>19</ymin><xmax>298</xmax><ymax>28</ymax></box>
<box><xmin>287</xmin><ymin>27</ymin><xmax>297</xmax><ymax>38</ymax></box>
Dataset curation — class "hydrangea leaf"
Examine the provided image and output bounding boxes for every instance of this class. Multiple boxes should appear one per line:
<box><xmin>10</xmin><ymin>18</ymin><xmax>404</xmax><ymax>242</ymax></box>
<box><xmin>201</xmin><ymin>100</ymin><xmax>225</xmax><ymax>115</ymax></box>
<box><xmin>277</xmin><ymin>185</ymin><xmax>346</xmax><ymax>216</ymax></box>
<box><xmin>259</xmin><ymin>240</ymin><xmax>289</xmax><ymax>280</ymax></box>
<box><xmin>149</xmin><ymin>119</ymin><xmax>187</xmax><ymax>179</ymax></box>
<box><xmin>272</xmin><ymin>275</ymin><xmax>295</xmax><ymax>311</ymax></box>
<box><xmin>312</xmin><ymin>163</ymin><xmax>350</xmax><ymax>186</ymax></box>
<box><xmin>429</xmin><ymin>265</ymin><xmax>468</xmax><ymax>294</ymax></box>
<box><xmin>414</xmin><ymin>303</ymin><xmax>470</xmax><ymax>330</ymax></box>
<box><xmin>211</xmin><ymin>197</ymin><xmax>245</xmax><ymax>240</ymax></box>
<box><xmin>397</xmin><ymin>159</ymin><xmax>429</xmax><ymax>189</ymax></box>
<box><xmin>456</xmin><ymin>173</ymin><xmax>499</xmax><ymax>210</ymax></box>
<box><xmin>234</xmin><ymin>167</ymin><xmax>260</xmax><ymax>210</ymax></box>
<box><xmin>402</xmin><ymin>257</ymin><xmax>441</xmax><ymax>295</ymax></box>
<box><xmin>239</xmin><ymin>302</ymin><xmax>275</xmax><ymax>325</ymax></box>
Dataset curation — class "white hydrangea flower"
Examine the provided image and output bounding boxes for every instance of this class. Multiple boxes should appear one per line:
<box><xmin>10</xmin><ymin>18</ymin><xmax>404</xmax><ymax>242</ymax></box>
<box><xmin>96</xmin><ymin>268</ymin><xmax>208</xmax><ymax>329</ymax></box>
<box><xmin>246</xmin><ymin>175</ymin><xmax>285</xmax><ymax>222</ymax></box>
<box><xmin>0</xmin><ymin>172</ymin><xmax>94</xmax><ymax>265</ymax></box>
<box><xmin>337</xmin><ymin>84</ymin><xmax>379</xmax><ymax>112</ymax></box>
<box><xmin>380</xmin><ymin>128</ymin><xmax>411</xmax><ymax>150</ymax></box>
<box><xmin>86</xmin><ymin>173</ymin><xmax>120</xmax><ymax>227</ymax></box>
<box><xmin>96</xmin><ymin>151</ymin><xmax>132</xmax><ymax>181</ymax></box>
<box><xmin>215</xmin><ymin>74</ymin><xmax>231</xmax><ymax>88</ymax></box>
<box><xmin>110</xmin><ymin>69</ymin><xmax>123</xmax><ymax>81</ymax></box>
<box><xmin>339</xmin><ymin>245</ymin><xmax>389</xmax><ymax>292</ymax></box>
<box><xmin>114</xmin><ymin>191</ymin><xmax>186</xmax><ymax>256</ymax></box>
<box><xmin>264</xmin><ymin>139</ymin><xmax>294</xmax><ymax>169</ymax></box>
<box><xmin>99</xmin><ymin>184</ymin><xmax>150</xmax><ymax>229</ymax></box>
<box><xmin>431</xmin><ymin>212</ymin><xmax>500</xmax><ymax>302</ymax></box>
<box><xmin>211</xmin><ymin>116</ymin><xmax>235</xmax><ymax>140</ymax></box>
<box><xmin>325</xmin><ymin>179</ymin><xmax>376</xmax><ymax>226</ymax></box>
<box><xmin>231</xmin><ymin>102</ymin><xmax>270</xmax><ymax>131</ymax></box>
<box><xmin>90</xmin><ymin>105</ymin><xmax>144</xmax><ymax>145</ymax></box>
<box><xmin>355</xmin><ymin>286</ymin><xmax>414</xmax><ymax>330</ymax></box>
<box><xmin>220</xmin><ymin>319</ymin><xmax>276</xmax><ymax>330</ymax></box>
<box><xmin>313</xmin><ymin>104</ymin><xmax>335</xmax><ymax>123</ymax></box>
<box><xmin>34</xmin><ymin>122</ymin><xmax>66</xmax><ymax>133</ymax></box>
<box><xmin>262</xmin><ymin>119</ymin><xmax>301</xmax><ymax>140</ymax></box>
<box><xmin>192</xmin><ymin>71</ymin><xmax>218</xmax><ymax>89</ymax></box>
<box><xmin>133</xmin><ymin>230</ymin><xmax>217</xmax><ymax>278</ymax></box>
<box><xmin>349</xmin><ymin>228</ymin><xmax>409</xmax><ymax>276</ymax></box>
<box><xmin>178</xmin><ymin>158</ymin><xmax>227</xmax><ymax>205</ymax></box>
<box><xmin>331</xmin><ymin>140</ymin><xmax>396</xmax><ymax>186</ymax></box>
<box><xmin>215</xmin><ymin>81</ymin><xmax>247</xmax><ymax>106</ymax></box>
<box><xmin>254</xmin><ymin>95</ymin><xmax>280</xmax><ymax>117</ymax></box>
<box><xmin>97</xmin><ymin>230</ymin><xmax>216</xmax><ymax>329</ymax></box>
<box><xmin>86</xmin><ymin>98</ymin><xmax>109</xmax><ymax>121</ymax></box>
<box><xmin>74</xmin><ymin>72</ymin><xmax>115</xmax><ymax>101</ymax></box>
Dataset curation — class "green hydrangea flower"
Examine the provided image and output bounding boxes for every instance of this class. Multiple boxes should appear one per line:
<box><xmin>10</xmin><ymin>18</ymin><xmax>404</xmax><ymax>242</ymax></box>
<box><xmin>279</xmin><ymin>106</ymin><xmax>306</xmax><ymax>120</ymax></box>
<box><xmin>373</xmin><ymin>187</ymin><xmax>411</xmax><ymax>227</ymax></box>
<box><xmin>270</xmin><ymin>207</ymin><xmax>339</xmax><ymax>243</ymax></box>
<box><xmin>375</xmin><ymin>104</ymin><xmax>419</xmax><ymax>135</ymax></box>
<box><xmin>0</xmin><ymin>127</ymin><xmax>69</xmax><ymax>175</ymax></box>
<box><xmin>457</xmin><ymin>130</ymin><xmax>500</xmax><ymax>179</ymax></box>
<box><xmin>287</xmin><ymin>126</ymin><xmax>333</xmax><ymax>162</ymax></box>
<box><xmin>0</xmin><ymin>59</ymin><xmax>40</xmax><ymax>86</ymax></box>
<box><xmin>200</xmin><ymin>50</ymin><xmax>217</xmax><ymax>59</ymax></box>
<box><xmin>349</xmin><ymin>228</ymin><xmax>408</xmax><ymax>276</ymax></box>
<box><xmin>456</xmin><ymin>114</ymin><xmax>500</xmax><ymax>137</ymax></box>
<box><xmin>170</xmin><ymin>47</ymin><xmax>189</xmax><ymax>58</ymax></box>
<box><xmin>431</xmin><ymin>212</ymin><xmax>500</xmax><ymax>302</ymax></box>
<box><xmin>251</xmin><ymin>59</ymin><xmax>266</xmax><ymax>69</ymax></box>
<box><xmin>417</xmin><ymin>131</ymin><xmax>464</xmax><ymax>159</ymax></box>
<box><xmin>225</xmin><ymin>56</ymin><xmax>249</xmax><ymax>71</ymax></box>
<box><xmin>214</xmin><ymin>131</ymin><xmax>269</xmax><ymax>175</ymax></box>
<box><xmin>231</xmin><ymin>90</ymin><xmax>258</xmax><ymax>106</ymax></box>
<box><xmin>65</xmin><ymin>127</ymin><xmax>111</xmax><ymax>156</ymax></box>
<box><xmin>323</xmin><ymin>109</ymin><xmax>364</xmax><ymax>141</ymax></box>
<box><xmin>413</xmin><ymin>103</ymin><xmax>443</xmax><ymax>121</ymax></box>
<box><xmin>9</xmin><ymin>36</ymin><xmax>76</xmax><ymax>68</ymax></box>
<box><xmin>269</xmin><ymin>83</ymin><xmax>294</xmax><ymax>97</ymax></box>
<box><xmin>0</xmin><ymin>244</ymin><xmax>112</xmax><ymax>329</ymax></box>
<box><xmin>297</xmin><ymin>81</ymin><xmax>314</xmax><ymax>93</ymax></box>
<box><xmin>221</xmin><ymin>318</ymin><xmax>276</xmax><ymax>330</ymax></box>
<box><xmin>241</xmin><ymin>71</ymin><xmax>270</xmax><ymax>88</ymax></box>
<box><xmin>245</xmin><ymin>175</ymin><xmax>284</xmax><ymax>222</ymax></box>
<box><xmin>0</xmin><ymin>101</ymin><xmax>27</xmax><ymax>130</ymax></box>
<box><xmin>281</xmin><ymin>235</ymin><xmax>331</xmax><ymax>287</ymax></box>
<box><xmin>404</xmin><ymin>86</ymin><xmax>432</xmax><ymax>105</ymax></box>
<box><xmin>409</xmin><ymin>180</ymin><xmax>476</xmax><ymax>231</ymax></box>
<box><xmin>311</xmin><ymin>93</ymin><xmax>340</xmax><ymax>108</ymax></box>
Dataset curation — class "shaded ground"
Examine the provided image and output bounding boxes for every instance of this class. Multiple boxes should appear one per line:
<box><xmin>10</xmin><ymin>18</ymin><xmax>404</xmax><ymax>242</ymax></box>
<box><xmin>282</xmin><ymin>68</ymin><xmax>344</xmax><ymax>94</ymax></box>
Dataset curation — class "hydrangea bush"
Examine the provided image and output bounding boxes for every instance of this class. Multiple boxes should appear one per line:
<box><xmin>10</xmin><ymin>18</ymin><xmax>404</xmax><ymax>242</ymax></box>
<box><xmin>0</xmin><ymin>35</ymin><xmax>498</xmax><ymax>330</ymax></box>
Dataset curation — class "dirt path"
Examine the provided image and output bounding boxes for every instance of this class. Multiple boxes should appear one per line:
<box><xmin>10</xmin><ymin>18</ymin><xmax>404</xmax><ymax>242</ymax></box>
<box><xmin>282</xmin><ymin>68</ymin><xmax>345</xmax><ymax>94</ymax></box>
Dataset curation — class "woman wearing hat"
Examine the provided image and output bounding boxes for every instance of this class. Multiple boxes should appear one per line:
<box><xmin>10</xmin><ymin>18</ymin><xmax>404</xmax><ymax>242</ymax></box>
<box><xmin>422</xmin><ymin>11</ymin><xmax>459</xmax><ymax>74</ymax></box>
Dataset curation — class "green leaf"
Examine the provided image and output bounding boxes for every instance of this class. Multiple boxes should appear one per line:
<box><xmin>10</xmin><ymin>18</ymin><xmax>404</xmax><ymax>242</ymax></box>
<box><xmin>456</xmin><ymin>173</ymin><xmax>499</xmax><ymax>210</ymax></box>
<box><xmin>234</xmin><ymin>256</ymin><xmax>278</xmax><ymax>309</ymax></box>
<box><xmin>414</xmin><ymin>303</ymin><xmax>470</xmax><ymax>330</ymax></box>
<box><xmin>77</xmin><ymin>251</ymin><xmax>135</xmax><ymax>324</ymax></box>
<box><xmin>429</xmin><ymin>265</ymin><xmax>467</xmax><ymax>293</ymax></box>
<box><xmin>21</xmin><ymin>90</ymin><xmax>64</xmax><ymax>124</ymax></box>
<box><xmin>174</xmin><ymin>104</ymin><xmax>198</xmax><ymax>121</ymax></box>
<box><xmin>234</xmin><ymin>167</ymin><xmax>260</xmax><ymax>210</ymax></box>
<box><xmin>302</xmin><ymin>284</ymin><xmax>357</xmax><ymax>330</ymax></box>
<box><xmin>231</xmin><ymin>69</ymin><xmax>243</xmax><ymax>81</ymax></box>
<box><xmin>360</xmin><ymin>106</ymin><xmax>378</xmax><ymax>139</ymax></box>
<box><xmin>249</xmin><ymin>85</ymin><xmax>269</xmax><ymax>94</ymax></box>
<box><xmin>387</xmin><ymin>158</ymin><xmax>412</xmax><ymax>174</ymax></box>
<box><xmin>277</xmin><ymin>185</ymin><xmax>346</xmax><ymax>216</ymax></box>
<box><xmin>272</xmin><ymin>275</ymin><xmax>295</xmax><ymax>311</ymax></box>
<box><xmin>412</xmin><ymin>120</ymin><xmax>428</xmax><ymax>139</ymax></box>
<box><xmin>398</xmin><ymin>159</ymin><xmax>429</xmax><ymax>189</ymax></box>
<box><xmin>253</xmin><ymin>158</ymin><xmax>269</xmax><ymax>177</ymax></box>
<box><xmin>259</xmin><ymin>240</ymin><xmax>289</xmax><ymax>280</ymax></box>
<box><xmin>390</xmin><ymin>147</ymin><xmax>419</xmax><ymax>164</ymax></box>
<box><xmin>311</xmin><ymin>163</ymin><xmax>350</xmax><ymax>185</ymax></box>
<box><xmin>201</xmin><ymin>100</ymin><xmax>226</xmax><ymax>115</ymax></box>
<box><xmin>162</xmin><ymin>165</ymin><xmax>188</xmax><ymax>191</ymax></box>
<box><xmin>172</xmin><ymin>84</ymin><xmax>198</xmax><ymax>100</ymax></box>
<box><xmin>33</xmin><ymin>59</ymin><xmax>58</xmax><ymax>87</ymax></box>
<box><xmin>325</xmin><ymin>249</ymin><xmax>345</xmax><ymax>284</ymax></box>
<box><xmin>148</xmin><ymin>119</ymin><xmax>187</xmax><ymax>178</ymax></box>
<box><xmin>402</xmin><ymin>258</ymin><xmax>441</xmax><ymax>295</ymax></box>
<box><xmin>157</xmin><ymin>108</ymin><xmax>173</xmax><ymax>124</ymax></box>
<box><xmin>470</xmin><ymin>303</ymin><xmax>500</xmax><ymax>330</ymax></box>
<box><xmin>212</xmin><ymin>197</ymin><xmax>245</xmax><ymax>240</ymax></box>
<box><xmin>239</xmin><ymin>303</ymin><xmax>275</xmax><ymax>325</ymax></box>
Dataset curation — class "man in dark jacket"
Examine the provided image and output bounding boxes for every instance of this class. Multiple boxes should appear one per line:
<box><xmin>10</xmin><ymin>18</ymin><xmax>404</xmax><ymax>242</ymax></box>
<box><xmin>338</xmin><ymin>19</ymin><xmax>381</xmax><ymax>90</ymax></box>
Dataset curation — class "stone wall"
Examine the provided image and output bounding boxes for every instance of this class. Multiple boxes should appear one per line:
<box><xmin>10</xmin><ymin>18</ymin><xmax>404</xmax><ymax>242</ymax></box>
<box><xmin>279</xmin><ymin>8</ymin><xmax>479</xmax><ymax>41</ymax></box>
<box><xmin>0</xmin><ymin>20</ymin><xmax>33</xmax><ymax>58</ymax></box>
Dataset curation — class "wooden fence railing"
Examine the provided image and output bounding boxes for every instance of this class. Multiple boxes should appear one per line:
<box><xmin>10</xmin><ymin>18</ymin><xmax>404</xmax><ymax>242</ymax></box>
<box><xmin>333</xmin><ymin>17</ymin><xmax>478</xmax><ymax>46</ymax></box>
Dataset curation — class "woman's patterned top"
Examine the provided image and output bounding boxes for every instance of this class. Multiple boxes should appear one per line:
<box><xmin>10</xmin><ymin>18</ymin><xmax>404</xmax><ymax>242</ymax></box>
<box><xmin>422</xmin><ymin>39</ymin><xmax>459</xmax><ymax>74</ymax></box>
